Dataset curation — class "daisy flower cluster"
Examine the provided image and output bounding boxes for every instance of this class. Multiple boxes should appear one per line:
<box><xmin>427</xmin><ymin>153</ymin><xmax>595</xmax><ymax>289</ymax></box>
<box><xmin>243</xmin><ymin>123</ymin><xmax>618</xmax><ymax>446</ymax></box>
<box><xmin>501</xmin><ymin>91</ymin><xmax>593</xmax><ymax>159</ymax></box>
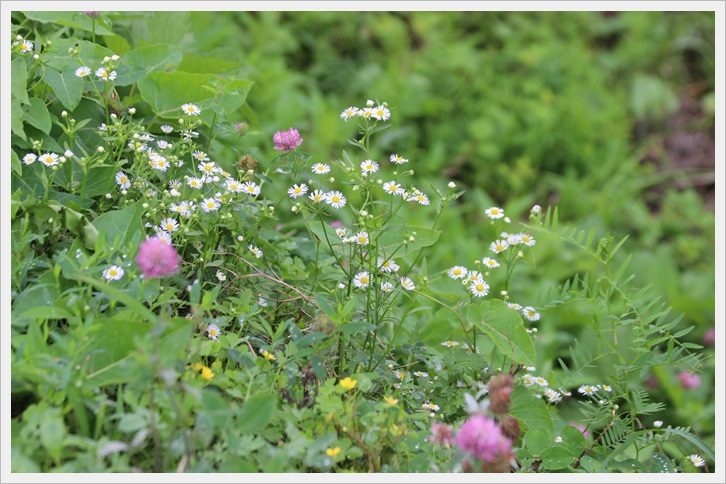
<box><xmin>75</xmin><ymin>54</ymin><xmax>121</xmax><ymax>82</ymax></box>
<box><xmin>520</xmin><ymin>372</ymin><xmax>572</xmax><ymax>404</ymax></box>
<box><xmin>12</xmin><ymin>34</ymin><xmax>34</xmax><ymax>54</ymax></box>
<box><xmin>340</xmin><ymin>99</ymin><xmax>391</xmax><ymax>122</ymax></box>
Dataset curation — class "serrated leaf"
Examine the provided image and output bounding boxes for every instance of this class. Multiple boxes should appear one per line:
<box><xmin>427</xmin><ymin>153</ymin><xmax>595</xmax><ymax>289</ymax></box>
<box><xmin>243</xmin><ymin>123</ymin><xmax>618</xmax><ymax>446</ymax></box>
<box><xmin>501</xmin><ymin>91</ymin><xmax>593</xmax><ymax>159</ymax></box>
<box><xmin>649</xmin><ymin>453</ymin><xmax>674</xmax><ymax>473</ymax></box>
<box><xmin>23</xmin><ymin>11</ymin><xmax>115</xmax><ymax>36</ymax></box>
<box><xmin>467</xmin><ymin>299</ymin><xmax>536</xmax><ymax>366</ymax></box>
<box><xmin>509</xmin><ymin>386</ymin><xmax>554</xmax><ymax>437</ymax></box>
<box><xmin>91</xmin><ymin>200</ymin><xmax>145</xmax><ymax>248</ymax></box>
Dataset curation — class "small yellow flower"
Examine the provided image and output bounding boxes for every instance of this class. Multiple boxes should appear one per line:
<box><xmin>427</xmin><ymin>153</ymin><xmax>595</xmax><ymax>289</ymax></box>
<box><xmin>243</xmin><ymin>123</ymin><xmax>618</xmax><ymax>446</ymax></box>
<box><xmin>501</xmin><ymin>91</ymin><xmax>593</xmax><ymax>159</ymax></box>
<box><xmin>383</xmin><ymin>396</ymin><xmax>398</xmax><ymax>407</ymax></box>
<box><xmin>326</xmin><ymin>446</ymin><xmax>341</xmax><ymax>458</ymax></box>
<box><xmin>192</xmin><ymin>363</ymin><xmax>203</xmax><ymax>372</ymax></box>
<box><xmin>339</xmin><ymin>377</ymin><xmax>357</xmax><ymax>390</ymax></box>
<box><xmin>200</xmin><ymin>366</ymin><xmax>215</xmax><ymax>380</ymax></box>
<box><xmin>261</xmin><ymin>350</ymin><xmax>276</xmax><ymax>361</ymax></box>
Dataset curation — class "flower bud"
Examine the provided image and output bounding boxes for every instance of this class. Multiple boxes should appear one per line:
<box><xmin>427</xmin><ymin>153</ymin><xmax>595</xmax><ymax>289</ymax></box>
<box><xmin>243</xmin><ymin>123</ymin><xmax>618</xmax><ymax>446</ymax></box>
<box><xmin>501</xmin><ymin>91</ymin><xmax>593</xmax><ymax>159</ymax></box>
<box><xmin>61</xmin><ymin>110</ymin><xmax>68</xmax><ymax>118</ymax></box>
<box><xmin>128</xmin><ymin>107</ymin><xmax>136</xmax><ymax>114</ymax></box>
<box><xmin>97</xmin><ymin>146</ymin><xmax>105</xmax><ymax>153</ymax></box>
<box><xmin>448</xmin><ymin>181</ymin><xmax>456</xmax><ymax>188</ymax></box>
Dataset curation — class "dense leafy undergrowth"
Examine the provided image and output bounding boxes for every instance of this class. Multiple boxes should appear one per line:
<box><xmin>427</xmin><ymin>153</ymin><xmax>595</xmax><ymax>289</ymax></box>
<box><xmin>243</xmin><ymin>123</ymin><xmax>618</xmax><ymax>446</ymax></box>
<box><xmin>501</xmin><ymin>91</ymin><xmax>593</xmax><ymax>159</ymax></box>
<box><xmin>9</xmin><ymin>11</ymin><xmax>715</xmax><ymax>474</ymax></box>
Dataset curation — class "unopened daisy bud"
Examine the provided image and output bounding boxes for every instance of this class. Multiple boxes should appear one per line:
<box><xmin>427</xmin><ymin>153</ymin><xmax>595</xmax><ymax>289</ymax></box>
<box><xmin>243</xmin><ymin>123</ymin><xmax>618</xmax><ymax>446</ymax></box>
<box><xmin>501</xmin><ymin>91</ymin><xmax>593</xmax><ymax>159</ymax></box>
<box><xmin>105</xmin><ymin>193</ymin><xmax>112</xmax><ymax>199</ymax></box>
<box><xmin>376</xmin><ymin>179</ymin><xmax>383</xmax><ymax>184</ymax></box>
<box><xmin>33</xmin><ymin>54</ymin><xmax>39</xmax><ymax>60</ymax></box>
<box><xmin>291</xmin><ymin>206</ymin><xmax>298</xmax><ymax>212</ymax></box>
<box><xmin>68</xmin><ymin>47</ymin><xmax>74</xmax><ymax>54</ymax></box>
<box><xmin>338</xmin><ymin>283</ymin><xmax>345</xmax><ymax>289</ymax></box>
<box><xmin>387</xmin><ymin>364</ymin><xmax>393</xmax><ymax>369</ymax></box>
<box><xmin>501</xmin><ymin>290</ymin><xmax>507</xmax><ymax>296</ymax></box>
<box><xmin>97</xmin><ymin>146</ymin><xmax>105</xmax><ymax>153</ymax></box>
<box><xmin>352</xmin><ymin>185</ymin><xmax>360</xmax><ymax>190</ymax></box>
<box><xmin>504</xmin><ymin>217</ymin><xmax>511</xmax><ymax>223</ymax></box>
<box><xmin>111</xmin><ymin>54</ymin><xmax>120</xmax><ymax>61</ymax></box>
<box><xmin>46</xmin><ymin>40</ymin><xmax>52</xmax><ymax>46</ymax></box>
<box><xmin>237</xmin><ymin>235</ymin><xmax>244</xmax><ymax>241</ymax></box>
<box><xmin>393</xmin><ymin>171</ymin><xmax>398</xmax><ymax>176</ymax></box>
<box><xmin>47</xmin><ymin>217</ymin><xmax>54</xmax><ymax>223</ymax></box>
<box><xmin>366</xmin><ymin>99</ymin><xmax>375</xmax><ymax>107</ymax></box>
<box><xmin>142</xmin><ymin>203</ymin><xmax>149</xmax><ymax>209</ymax></box>
<box><xmin>246</xmin><ymin>169</ymin><xmax>254</xmax><ymax>176</ymax></box>
<box><xmin>360</xmin><ymin>210</ymin><xmax>368</xmax><ymax>217</ymax></box>
<box><xmin>408</xmin><ymin>235</ymin><xmax>415</xmax><ymax>242</ymax></box>
<box><xmin>103</xmin><ymin>56</ymin><xmax>110</xmax><ymax>62</ymax></box>
<box><xmin>474</xmin><ymin>260</ymin><xmax>481</xmax><ymax>265</ymax></box>
<box><xmin>128</xmin><ymin>107</ymin><xmax>136</xmax><ymax>114</ymax></box>
<box><xmin>409</xmin><ymin>170</ymin><xmax>414</xmax><ymax>175</ymax></box>
<box><xmin>448</xmin><ymin>181</ymin><xmax>456</xmax><ymax>188</ymax></box>
<box><xmin>59</xmin><ymin>156</ymin><xmax>66</xmax><ymax>163</ymax></box>
<box><xmin>531</xmin><ymin>204</ymin><xmax>541</xmax><ymax>214</ymax></box>
<box><xmin>178</xmin><ymin>118</ymin><xmax>184</xmax><ymax>124</ymax></box>
<box><xmin>110</xmin><ymin>113</ymin><xmax>117</xmax><ymax>119</ymax></box>
<box><xmin>16</xmin><ymin>34</ymin><xmax>23</xmax><ymax>40</ymax></box>
<box><xmin>517</xmin><ymin>251</ymin><xmax>524</xmax><ymax>258</ymax></box>
<box><xmin>328</xmin><ymin>177</ymin><xmax>335</xmax><ymax>183</ymax></box>
<box><xmin>121</xmin><ymin>189</ymin><xmax>127</xmax><ymax>195</ymax></box>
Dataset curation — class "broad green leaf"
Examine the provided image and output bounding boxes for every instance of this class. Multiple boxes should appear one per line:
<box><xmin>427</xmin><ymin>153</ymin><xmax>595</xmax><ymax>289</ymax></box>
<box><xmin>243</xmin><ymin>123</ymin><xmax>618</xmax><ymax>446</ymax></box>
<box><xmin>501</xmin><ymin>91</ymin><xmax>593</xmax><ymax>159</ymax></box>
<box><xmin>11</xmin><ymin>56</ymin><xmax>29</xmax><ymax>105</ymax></box>
<box><xmin>540</xmin><ymin>446</ymin><xmax>575</xmax><ymax>470</ymax></box>
<box><xmin>39</xmin><ymin>407</ymin><xmax>66</xmax><ymax>462</ymax></box>
<box><xmin>293</xmin><ymin>331</ymin><xmax>329</xmax><ymax>348</ymax></box>
<box><xmin>23</xmin><ymin>11</ymin><xmax>115</xmax><ymax>36</ymax></box>
<box><xmin>91</xmin><ymin>200</ymin><xmax>145</xmax><ymax>248</ymax></box>
<box><xmin>650</xmin><ymin>453</ymin><xmax>674</xmax><ymax>473</ymax></box>
<box><xmin>201</xmin><ymin>390</ymin><xmax>232</xmax><ymax>429</ymax></box>
<box><xmin>11</xmin><ymin>149</ymin><xmax>22</xmax><ymax>176</ymax></box>
<box><xmin>137</xmin><ymin>71</ymin><xmax>217</xmax><ymax>117</ymax></box>
<box><xmin>11</xmin><ymin>97</ymin><xmax>26</xmax><ymax>140</ymax></box>
<box><xmin>467</xmin><ymin>299</ymin><xmax>536</xmax><ymax>366</ymax></box>
<box><xmin>237</xmin><ymin>393</ymin><xmax>277</xmax><ymax>433</ymax></box>
<box><xmin>114</xmin><ymin>44</ymin><xmax>183</xmax><ymax>87</ymax></box>
<box><xmin>44</xmin><ymin>66</ymin><xmax>83</xmax><ymax>111</ymax></box>
<box><xmin>560</xmin><ymin>424</ymin><xmax>587</xmax><ymax>454</ymax></box>
<box><xmin>178</xmin><ymin>51</ymin><xmax>244</xmax><ymax>74</ymax></box>
<box><xmin>524</xmin><ymin>427</ymin><xmax>553</xmax><ymax>456</ymax></box>
<box><xmin>79</xmin><ymin>165</ymin><xmax>117</xmax><ymax>198</ymax></box>
<box><xmin>23</xmin><ymin>97</ymin><xmax>52</xmax><ymax>133</ymax></box>
<box><xmin>44</xmin><ymin>38</ymin><xmax>114</xmax><ymax>72</ymax></box>
<box><xmin>509</xmin><ymin>386</ymin><xmax>554</xmax><ymax>437</ymax></box>
<box><xmin>378</xmin><ymin>225</ymin><xmax>441</xmax><ymax>255</ymax></box>
<box><xmin>84</xmin><ymin>318</ymin><xmax>152</xmax><ymax>387</ymax></box>
<box><xmin>102</xmin><ymin>35</ymin><xmax>132</xmax><ymax>56</ymax></box>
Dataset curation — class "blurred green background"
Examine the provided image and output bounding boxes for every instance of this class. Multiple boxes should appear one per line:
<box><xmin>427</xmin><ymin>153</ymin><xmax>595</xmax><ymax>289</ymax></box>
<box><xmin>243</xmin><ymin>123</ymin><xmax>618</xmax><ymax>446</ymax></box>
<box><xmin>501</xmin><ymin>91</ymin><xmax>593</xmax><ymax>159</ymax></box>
<box><xmin>111</xmin><ymin>10</ymin><xmax>715</xmax><ymax>434</ymax></box>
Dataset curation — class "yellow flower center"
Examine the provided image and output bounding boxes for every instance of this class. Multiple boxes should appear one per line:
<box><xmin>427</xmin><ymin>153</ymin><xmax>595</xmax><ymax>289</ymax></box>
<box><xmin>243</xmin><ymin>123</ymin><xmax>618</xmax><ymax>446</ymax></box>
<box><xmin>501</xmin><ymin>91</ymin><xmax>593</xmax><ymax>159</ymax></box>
<box><xmin>332</xmin><ymin>196</ymin><xmax>340</xmax><ymax>203</ymax></box>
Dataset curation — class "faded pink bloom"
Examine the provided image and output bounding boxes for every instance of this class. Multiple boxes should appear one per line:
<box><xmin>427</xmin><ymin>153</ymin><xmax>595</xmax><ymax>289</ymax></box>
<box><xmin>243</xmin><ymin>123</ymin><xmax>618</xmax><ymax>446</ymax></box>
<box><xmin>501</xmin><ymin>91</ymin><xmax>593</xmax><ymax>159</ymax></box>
<box><xmin>569</xmin><ymin>422</ymin><xmax>590</xmax><ymax>438</ymax></box>
<box><xmin>703</xmin><ymin>328</ymin><xmax>715</xmax><ymax>347</ymax></box>
<box><xmin>428</xmin><ymin>422</ymin><xmax>454</xmax><ymax>446</ymax></box>
<box><xmin>329</xmin><ymin>221</ymin><xmax>342</xmax><ymax>227</ymax></box>
<box><xmin>455</xmin><ymin>415</ymin><xmax>512</xmax><ymax>463</ymax></box>
<box><xmin>273</xmin><ymin>127</ymin><xmax>303</xmax><ymax>152</ymax></box>
<box><xmin>136</xmin><ymin>237</ymin><xmax>180</xmax><ymax>278</ymax></box>
<box><xmin>678</xmin><ymin>371</ymin><xmax>701</xmax><ymax>390</ymax></box>
<box><xmin>83</xmin><ymin>11</ymin><xmax>101</xmax><ymax>17</ymax></box>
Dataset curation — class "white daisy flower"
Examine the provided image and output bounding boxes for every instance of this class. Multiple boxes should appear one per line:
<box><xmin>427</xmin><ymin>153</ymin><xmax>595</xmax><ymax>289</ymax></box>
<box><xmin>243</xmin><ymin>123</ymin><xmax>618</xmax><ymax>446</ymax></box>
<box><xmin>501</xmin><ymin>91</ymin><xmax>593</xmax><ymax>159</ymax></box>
<box><xmin>95</xmin><ymin>67</ymin><xmax>117</xmax><ymax>82</ymax></box>
<box><xmin>485</xmin><ymin>207</ymin><xmax>505</xmax><ymax>219</ymax></box>
<box><xmin>248</xmin><ymin>245</ymin><xmax>263</xmax><ymax>259</ymax></box>
<box><xmin>353</xmin><ymin>271</ymin><xmax>371</xmax><ymax>289</ymax></box>
<box><xmin>447</xmin><ymin>266</ymin><xmax>468</xmax><ymax>279</ymax></box>
<box><xmin>168</xmin><ymin>180</ymin><xmax>182</xmax><ymax>190</ymax></box>
<box><xmin>335</xmin><ymin>227</ymin><xmax>347</xmax><ymax>238</ymax></box>
<box><xmin>340</xmin><ymin>106</ymin><xmax>359</xmax><ymax>120</ymax></box>
<box><xmin>389</xmin><ymin>154</ymin><xmax>408</xmax><ymax>165</ymax></box>
<box><xmin>408</xmin><ymin>193</ymin><xmax>430</xmax><ymax>205</ymax></box>
<box><xmin>507</xmin><ymin>302</ymin><xmax>522</xmax><ymax>311</ymax></box>
<box><xmin>103</xmin><ymin>265</ymin><xmax>124</xmax><ymax>281</ymax></box>
<box><xmin>689</xmin><ymin>455</ymin><xmax>705</xmax><ymax>467</ymax></box>
<box><xmin>555</xmin><ymin>436</ymin><xmax>563</xmax><ymax>443</ymax></box>
<box><xmin>482</xmin><ymin>257</ymin><xmax>500</xmax><ymax>269</ymax></box>
<box><xmin>371</xmin><ymin>105</ymin><xmax>390</xmax><ymax>121</ymax></box>
<box><xmin>360</xmin><ymin>160</ymin><xmax>379</xmax><ymax>174</ymax></box>
<box><xmin>653</xmin><ymin>420</ymin><xmax>663</xmax><ymax>428</ymax></box>
<box><xmin>470</xmin><ymin>280</ymin><xmax>490</xmax><ymax>297</ymax></box>
<box><xmin>155</xmin><ymin>231</ymin><xmax>172</xmax><ymax>245</ymax></box>
<box><xmin>519</xmin><ymin>233</ymin><xmax>536</xmax><ymax>246</ymax></box>
<box><xmin>186</xmin><ymin>177</ymin><xmax>204</xmax><ymax>189</ymax></box>
<box><xmin>287</xmin><ymin>183</ymin><xmax>309</xmax><ymax>199</ymax></box>
<box><xmin>160</xmin><ymin>125</ymin><xmax>174</xmax><ymax>133</ymax></box>
<box><xmin>400</xmin><ymin>277</ymin><xmax>416</xmax><ymax>291</ymax></box>
<box><xmin>75</xmin><ymin>66</ymin><xmax>92</xmax><ymax>77</ymax></box>
<box><xmin>353</xmin><ymin>232</ymin><xmax>369</xmax><ymax>245</ymax></box>
<box><xmin>193</xmin><ymin>151</ymin><xmax>210</xmax><ymax>162</ymax></box>
<box><xmin>521</xmin><ymin>374</ymin><xmax>536</xmax><ymax>387</ymax></box>
<box><xmin>380</xmin><ymin>281</ymin><xmax>394</xmax><ymax>293</ymax></box>
<box><xmin>206</xmin><ymin>324</ymin><xmax>221</xmax><ymax>341</ymax></box>
<box><xmin>413</xmin><ymin>371</ymin><xmax>429</xmax><ymax>378</ymax></box>
<box><xmin>242</xmin><ymin>181</ymin><xmax>261</xmax><ymax>196</ymax></box>
<box><xmin>578</xmin><ymin>385</ymin><xmax>596</xmax><ymax>396</ymax></box>
<box><xmin>159</xmin><ymin>218</ymin><xmax>179</xmax><ymax>232</ymax></box>
<box><xmin>115</xmin><ymin>172</ymin><xmax>131</xmax><ymax>189</ymax></box>
<box><xmin>382</xmin><ymin>181</ymin><xmax>405</xmax><ymax>196</ymax></box>
<box><xmin>181</xmin><ymin>103</ymin><xmax>201</xmax><ymax>116</ymax></box>
<box><xmin>201</xmin><ymin>198</ymin><xmax>220</xmax><ymax>212</ymax></box>
<box><xmin>377</xmin><ymin>258</ymin><xmax>400</xmax><ymax>273</ymax></box>
<box><xmin>545</xmin><ymin>388</ymin><xmax>562</xmax><ymax>403</ymax></box>
<box><xmin>534</xmin><ymin>376</ymin><xmax>548</xmax><ymax>387</ymax></box>
<box><xmin>360</xmin><ymin>107</ymin><xmax>373</xmax><ymax>118</ymax></box>
<box><xmin>441</xmin><ymin>341</ymin><xmax>459</xmax><ymax>348</ymax></box>
<box><xmin>39</xmin><ymin>153</ymin><xmax>59</xmax><ymax>167</ymax></box>
<box><xmin>309</xmin><ymin>189</ymin><xmax>325</xmax><ymax>203</ymax></box>
<box><xmin>490</xmin><ymin>239</ymin><xmax>509</xmax><ymax>254</ymax></box>
<box><xmin>18</xmin><ymin>40</ymin><xmax>34</xmax><ymax>53</ymax></box>
<box><xmin>226</xmin><ymin>179</ymin><xmax>243</xmax><ymax>193</ymax></box>
<box><xmin>23</xmin><ymin>153</ymin><xmax>37</xmax><ymax>165</ymax></box>
<box><xmin>311</xmin><ymin>163</ymin><xmax>331</xmax><ymax>175</ymax></box>
<box><xmin>324</xmin><ymin>191</ymin><xmax>346</xmax><ymax>208</ymax></box>
<box><xmin>467</xmin><ymin>270</ymin><xmax>484</xmax><ymax>284</ymax></box>
<box><xmin>522</xmin><ymin>306</ymin><xmax>540</xmax><ymax>322</ymax></box>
